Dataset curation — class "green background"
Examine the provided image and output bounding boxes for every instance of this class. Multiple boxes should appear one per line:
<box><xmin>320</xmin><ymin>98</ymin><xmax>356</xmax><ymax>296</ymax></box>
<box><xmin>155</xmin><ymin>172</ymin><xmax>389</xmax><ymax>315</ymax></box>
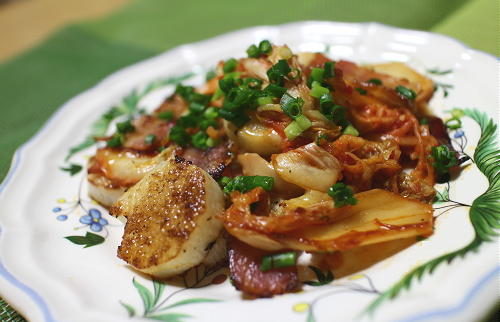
<box><xmin>0</xmin><ymin>0</ymin><xmax>497</xmax><ymax>320</ymax></box>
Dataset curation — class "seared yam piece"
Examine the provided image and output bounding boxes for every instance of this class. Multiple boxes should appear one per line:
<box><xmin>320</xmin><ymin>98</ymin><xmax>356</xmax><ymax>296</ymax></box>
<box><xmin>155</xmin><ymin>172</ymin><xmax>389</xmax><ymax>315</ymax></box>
<box><xmin>110</xmin><ymin>156</ymin><xmax>224</xmax><ymax>278</ymax></box>
<box><xmin>228</xmin><ymin>237</ymin><xmax>300</xmax><ymax>297</ymax></box>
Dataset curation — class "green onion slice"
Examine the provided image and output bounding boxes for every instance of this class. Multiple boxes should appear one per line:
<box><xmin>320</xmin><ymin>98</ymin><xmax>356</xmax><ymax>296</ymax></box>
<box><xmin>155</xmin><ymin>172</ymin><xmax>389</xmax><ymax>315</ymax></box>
<box><xmin>328</xmin><ymin>183</ymin><xmax>357</xmax><ymax>208</ymax></box>
<box><xmin>260</xmin><ymin>252</ymin><xmax>297</xmax><ymax>271</ymax></box>
<box><xmin>396</xmin><ymin>85</ymin><xmax>416</xmax><ymax>100</ymax></box>
<box><xmin>222</xmin><ymin>175</ymin><xmax>274</xmax><ymax>194</ymax></box>
<box><xmin>280</xmin><ymin>93</ymin><xmax>304</xmax><ymax>119</ymax></box>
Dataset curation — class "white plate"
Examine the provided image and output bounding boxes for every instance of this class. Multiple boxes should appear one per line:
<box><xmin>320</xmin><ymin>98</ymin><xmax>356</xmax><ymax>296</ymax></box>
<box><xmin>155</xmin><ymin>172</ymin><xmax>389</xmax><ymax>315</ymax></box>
<box><xmin>0</xmin><ymin>21</ymin><xmax>498</xmax><ymax>322</ymax></box>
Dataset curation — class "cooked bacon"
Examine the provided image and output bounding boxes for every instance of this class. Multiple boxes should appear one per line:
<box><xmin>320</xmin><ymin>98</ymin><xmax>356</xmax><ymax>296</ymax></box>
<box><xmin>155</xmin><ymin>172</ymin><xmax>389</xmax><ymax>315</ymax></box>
<box><xmin>228</xmin><ymin>236</ymin><xmax>299</xmax><ymax>297</ymax></box>
<box><xmin>154</xmin><ymin>94</ymin><xmax>188</xmax><ymax>119</ymax></box>
<box><xmin>177</xmin><ymin>141</ymin><xmax>235</xmax><ymax>180</ymax></box>
<box><xmin>123</xmin><ymin>115</ymin><xmax>172</xmax><ymax>152</ymax></box>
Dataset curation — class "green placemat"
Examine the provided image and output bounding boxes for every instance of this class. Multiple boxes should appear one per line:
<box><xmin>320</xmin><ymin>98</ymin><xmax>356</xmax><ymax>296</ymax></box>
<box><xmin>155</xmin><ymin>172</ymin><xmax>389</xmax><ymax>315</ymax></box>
<box><xmin>0</xmin><ymin>0</ymin><xmax>497</xmax><ymax>320</ymax></box>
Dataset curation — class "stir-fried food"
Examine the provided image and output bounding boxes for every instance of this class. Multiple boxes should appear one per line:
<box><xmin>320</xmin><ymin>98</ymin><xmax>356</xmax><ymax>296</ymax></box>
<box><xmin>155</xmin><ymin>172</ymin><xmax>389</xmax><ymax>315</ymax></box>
<box><xmin>89</xmin><ymin>41</ymin><xmax>459</xmax><ymax>297</ymax></box>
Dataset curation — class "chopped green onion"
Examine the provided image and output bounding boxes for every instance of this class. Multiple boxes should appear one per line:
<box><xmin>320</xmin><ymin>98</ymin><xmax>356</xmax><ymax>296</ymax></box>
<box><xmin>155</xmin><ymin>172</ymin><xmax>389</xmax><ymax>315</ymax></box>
<box><xmin>258</xmin><ymin>40</ymin><xmax>272</xmax><ymax>54</ymax></box>
<box><xmin>257</xmin><ymin>96</ymin><xmax>274</xmax><ymax>105</ymax></box>
<box><xmin>342</xmin><ymin>124</ymin><xmax>359</xmax><ymax>136</ymax></box>
<box><xmin>212</xmin><ymin>87</ymin><xmax>224</xmax><ymax>101</ymax></box>
<box><xmin>310</xmin><ymin>67</ymin><xmax>325</xmax><ymax>84</ymax></box>
<box><xmin>206</xmin><ymin>137</ymin><xmax>219</xmax><ymax>148</ymax></box>
<box><xmin>222</xmin><ymin>175</ymin><xmax>274</xmax><ymax>194</ymax></box>
<box><xmin>445</xmin><ymin>118</ymin><xmax>462</xmax><ymax>130</ymax></box>
<box><xmin>204</xmin><ymin>107</ymin><xmax>219</xmax><ymax>119</ymax></box>
<box><xmin>206</xmin><ymin>70</ymin><xmax>216</xmax><ymax>81</ymax></box>
<box><xmin>219</xmin><ymin>76</ymin><xmax>237</xmax><ymax>93</ymax></box>
<box><xmin>116</xmin><ymin>120</ymin><xmax>135</xmax><ymax>134</ymax></box>
<box><xmin>328</xmin><ymin>183</ymin><xmax>357</xmax><ymax>208</ymax></box>
<box><xmin>355</xmin><ymin>87</ymin><xmax>367</xmax><ymax>95</ymax></box>
<box><xmin>310</xmin><ymin>82</ymin><xmax>330</xmax><ymax>98</ymax></box>
<box><xmin>189</xmin><ymin>102</ymin><xmax>205</xmax><ymax>113</ymax></box>
<box><xmin>267</xmin><ymin>59</ymin><xmax>291</xmax><ymax>86</ymax></box>
<box><xmin>218</xmin><ymin>108</ymin><xmax>249</xmax><ymax>128</ymax></box>
<box><xmin>396</xmin><ymin>85</ymin><xmax>416</xmax><ymax>100</ymax></box>
<box><xmin>280</xmin><ymin>93</ymin><xmax>304</xmax><ymax>119</ymax></box>
<box><xmin>200</xmin><ymin>119</ymin><xmax>217</xmax><ymax>130</ymax></box>
<box><xmin>175</xmin><ymin>84</ymin><xmax>195</xmax><ymax>101</ymax></box>
<box><xmin>106</xmin><ymin>133</ymin><xmax>123</xmax><ymax>148</ymax></box>
<box><xmin>295</xmin><ymin>114</ymin><xmax>312</xmax><ymax>131</ymax></box>
<box><xmin>430</xmin><ymin>145</ymin><xmax>458</xmax><ymax>176</ymax></box>
<box><xmin>263</xmin><ymin>84</ymin><xmax>287</xmax><ymax>98</ymax></box>
<box><xmin>176</xmin><ymin>113</ymin><xmax>198</xmax><ymax>128</ymax></box>
<box><xmin>158</xmin><ymin>111</ymin><xmax>174</xmax><ymax>121</ymax></box>
<box><xmin>367</xmin><ymin>78</ymin><xmax>382</xmax><ymax>85</ymax></box>
<box><xmin>191</xmin><ymin>131</ymin><xmax>208</xmax><ymax>149</ymax></box>
<box><xmin>223</xmin><ymin>58</ymin><xmax>238</xmax><ymax>73</ymax></box>
<box><xmin>191</xmin><ymin>92</ymin><xmax>211</xmax><ymax>105</ymax></box>
<box><xmin>242</xmin><ymin>77</ymin><xmax>263</xmax><ymax>89</ymax></box>
<box><xmin>284</xmin><ymin>121</ymin><xmax>302</xmax><ymax>140</ymax></box>
<box><xmin>169</xmin><ymin>126</ymin><xmax>190</xmax><ymax>146</ymax></box>
<box><xmin>419</xmin><ymin>117</ymin><xmax>429</xmax><ymax>125</ymax></box>
<box><xmin>319</xmin><ymin>93</ymin><xmax>348</xmax><ymax>127</ymax></box>
<box><xmin>260</xmin><ymin>252</ymin><xmax>297</xmax><ymax>271</ymax></box>
<box><xmin>246</xmin><ymin>44</ymin><xmax>260</xmax><ymax>58</ymax></box>
<box><xmin>219</xmin><ymin>176</ymin><xmax>232</xmax><ymax>187</ymax></box>
<box><xmin>144</xmin><ymin>134</ymin><xmax>156</xmax><ymax>145</ymax></box>
<box><xmin>323</xmin><ymin>61</ymin><xmax>335</xmax><ymax>79</ymax></box>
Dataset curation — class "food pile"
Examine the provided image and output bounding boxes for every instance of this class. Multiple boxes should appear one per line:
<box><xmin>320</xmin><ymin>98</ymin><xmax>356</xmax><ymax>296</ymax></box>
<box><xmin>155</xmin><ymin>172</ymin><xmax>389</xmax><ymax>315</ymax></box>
<box><xmin>87</xmin><ymin>41</ymin><xmax>458</xmax><ymax>297</ymax></box>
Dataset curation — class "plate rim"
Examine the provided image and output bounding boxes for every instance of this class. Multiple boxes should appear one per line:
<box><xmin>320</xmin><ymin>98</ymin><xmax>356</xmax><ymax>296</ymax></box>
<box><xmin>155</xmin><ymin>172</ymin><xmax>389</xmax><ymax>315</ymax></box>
<box><xmin>0</xmin><ymin>20</ymin><xmax>497</xmax><ymax>322</ymax></box>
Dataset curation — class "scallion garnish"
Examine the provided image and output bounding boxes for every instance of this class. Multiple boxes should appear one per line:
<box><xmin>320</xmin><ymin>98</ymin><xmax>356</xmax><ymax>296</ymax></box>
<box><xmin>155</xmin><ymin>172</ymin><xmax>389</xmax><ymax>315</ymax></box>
<box><xmin>323</xmin><ymin>61</ymin><xmax>335</xmax><ymax>79</ymax></box>
<box><xmin>396</xmin><ymin>85</ymin><xmax>416</xmax><ymax>100</ymax></box>
<box><xmin>430</xmin><ymin>145</ymin><xmax>458</xmax><ymax>176</ymax></box>
<box><xmin>310</xmin><ymin>67</ymin><xmax>324</xmax><ymax>84</ymax></box>
<box><xmin>169</xmin><ymin>125</ymin><xmax>190</xmax><ymax>146</ymax></box>
<box><xmin>257</xmin><ymin>96</ymin><xmax>273</xmax><ymax>105</ymax></box>
<box><xmin>342</xmin><ymin>124</ymin><xmax>359</xmax><ymax>136</ymax></box>
<box><xmin>191</xmin><ymin>131</ymin><xmax>209</xmax><ymax>149</ymax></box>
<box><xmin>205</xmin><ymin>70</ymin><xmax>216</xmax><ymax>81</ymax></box>
<box><xmin>144</xmin><ymin>134</ymin><xmax>156</xmax><ymax>145</ymax></box>
<box><xmin>267</xmin><ymin>59</ymin><xmax>291</xmax><ymax>86</ymax></box>
<box><xmin>175</xmin><ymin>84</ymin><xmax>195</xmax><ymax>101</ymax></box>
<box><xmin>223</xmin><ymin>58</ymin><xmax>238</xmax><ymax>73</ymax></box>
<box><xmin>319</xmin><ymin>93</ymin><xmax>348</xmax><ymax>127</ymax></box>
<box><xmin>263</xmin><ymin>84</ymin><xmax>287</xmax><ymax>98</ymax></box>
<box><xmin>310</xmin><ymin>81</ymin><xmax>330</xmax><ymax>98</ymax></box>
<box><xmin>221</xmin><ymin>175</ymin><xmax>274</xmax><ymax>194</ymax></box>
<box><xmin>158</xmin><ymin>111</ymin><xmax>174</xmax><ymax>121</ymax></box>
<box><xmin>106</xmin><ymin>133</ymin><xmax>123</xmax><ymax>148</ymax></box>
<box><xmin>284</xmin><ymin>115</ymin><xmax>312</xmax><ymax>140</ymax></box>
<box><xmin>258</xmin><ymin>40</ymin><xmax>272</xmax><ymax>54</ymax></box>
<box><xmin>116</xmin><ymin>120</ymin><xmax>135</xmax><ymax>134</ymax></box>
<box><xmin>355</xmin><ymin>87</ymin><xmax>367</xmax><ymax>95</ymax></box>
<box><xmin>218</xmin><ymin>108</ymin><xmax>249</xmax><ymax>128</ymax></box>
<box><xmin>246</xmin><ymin>44</ymin><xmax>260</xmax><ymax>58</ymax></box>
<box><xmin>280</xmin><ymin>93</ymin><xmax>304</xmax><ymax>119</ymax></box>
<box><xmin>203</xmin><ymin>107</ymin><xmax>219</xmax><ymax>119</ymax></box>
<box><xmin>367</xmin><ymin>78</ymin><xmax>382</xmax><ymax>85</ymax></box>
<box><xmin>260</xmin><ymin>252</ymin><xmax>297</xmax><ymax>271</ymax></box>
<box><xmin>328</xmin><ymin>183</ymin><xmax>357</xmax><ymax>208</ymax></box>
<box><xmin>189</xmin><ymin>102</ymin><xmax>205</xmax><ymax>113</ymax></box>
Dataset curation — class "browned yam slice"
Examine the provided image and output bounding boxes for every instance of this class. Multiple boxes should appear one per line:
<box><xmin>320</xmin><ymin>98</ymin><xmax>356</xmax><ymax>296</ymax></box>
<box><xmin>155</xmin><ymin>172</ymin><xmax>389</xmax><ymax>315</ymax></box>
<box><xmin>110</xmin><ymin>156</ymin><xmax>224</xmax><ymax>278</ymax></box>
<box><xmin>228</xmin><ymin>237</ymin><xmax>300</xmax><ymax>298</ymax></box>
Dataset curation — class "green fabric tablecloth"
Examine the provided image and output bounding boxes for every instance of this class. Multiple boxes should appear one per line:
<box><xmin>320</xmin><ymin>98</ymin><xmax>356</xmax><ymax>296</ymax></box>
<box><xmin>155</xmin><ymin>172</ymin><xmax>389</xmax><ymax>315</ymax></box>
<box><xmin>0</xmin><ymin>0</ymin><xmax>497</xmax><ymax>320</ymax></box>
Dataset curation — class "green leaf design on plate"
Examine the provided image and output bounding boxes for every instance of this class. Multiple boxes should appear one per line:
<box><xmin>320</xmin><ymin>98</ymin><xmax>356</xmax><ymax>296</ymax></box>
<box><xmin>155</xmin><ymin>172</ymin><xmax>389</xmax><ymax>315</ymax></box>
<box><xmin>434</xmin><ymin>185</ymin><xmax>450</xmax><ymax>204</ymax></box>
<box><xmin>304</xmin><ymin>266</ymin><xmax>334</xmax><ymax>286</ymax></box>
<box><xmin>119</xmin><ymin>301</ymin><xmax>136</xmax><ymax>317</ymax></box>
<box><xmin>64</xmin><ymin>72</ymin><xmax>194</xmax><ymax>161</ymax></box>
<box><xmin>133</xmin><ymin>278</ymin><xmax>155</xmax><ymax>315</ymax></box>
<box><xmin>59</xmin><ymin>163</ymin><xmax>83</xmax><ymax>176</ymax></box>
<box><xmin>163</xmin><ymin>298</ymin><xmax>222</xmax><ymax>310</ymax></box>
<box><xmin>146</xmin><ymin>313</ymin><xmax>192</xmax><ymax>322</ymax></box>
<box><xmin>426</xmin><ymin>68</ymin><xmax>452</xmax><ymax>75</ymax></box>
<box><xmin>153</xmin><ymin>279</ymin><xmax>166</xmax><ymax>307</ymax></box>
<box><xmin>64</xmin><ymin>232</ymin><xmax>104</xmax><ymax>248</ymax></box>
<box><xmin>364</xmin><ymin>108</ymin><xmax>500</xmax><ymax>315</ymax></box>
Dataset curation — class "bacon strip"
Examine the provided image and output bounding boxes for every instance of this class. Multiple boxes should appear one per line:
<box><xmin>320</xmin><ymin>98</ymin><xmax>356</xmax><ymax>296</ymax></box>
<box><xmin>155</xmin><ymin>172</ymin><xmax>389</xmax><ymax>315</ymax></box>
<box><xmin>228</xmin><ymin>237</ymin><xmax>299</xmax><ymax>297</ymax></box>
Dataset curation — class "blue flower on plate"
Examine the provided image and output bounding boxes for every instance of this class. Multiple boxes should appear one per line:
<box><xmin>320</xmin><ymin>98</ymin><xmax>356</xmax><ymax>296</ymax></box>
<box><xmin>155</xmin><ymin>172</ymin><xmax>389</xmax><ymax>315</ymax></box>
<box><xmin>79</xmin><ymin>208</ymin><xmax>108</xmax><ymax>232</ymax></box>
<box><xmin>454</xmin><ymin>129</ymin><xmax>465</xmax><ymax>138</ymax></box>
